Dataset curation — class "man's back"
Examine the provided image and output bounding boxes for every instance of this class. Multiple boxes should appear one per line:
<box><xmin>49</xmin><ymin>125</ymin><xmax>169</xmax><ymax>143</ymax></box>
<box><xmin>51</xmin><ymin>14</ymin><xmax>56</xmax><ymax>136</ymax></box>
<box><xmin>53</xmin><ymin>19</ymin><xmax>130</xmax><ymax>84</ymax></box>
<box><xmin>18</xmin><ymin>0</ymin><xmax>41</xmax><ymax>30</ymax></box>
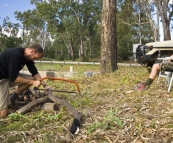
<box><xmin>0</xmin><ymin>48</ymin><xmax>26</xmax><ymax>81</ymax></box>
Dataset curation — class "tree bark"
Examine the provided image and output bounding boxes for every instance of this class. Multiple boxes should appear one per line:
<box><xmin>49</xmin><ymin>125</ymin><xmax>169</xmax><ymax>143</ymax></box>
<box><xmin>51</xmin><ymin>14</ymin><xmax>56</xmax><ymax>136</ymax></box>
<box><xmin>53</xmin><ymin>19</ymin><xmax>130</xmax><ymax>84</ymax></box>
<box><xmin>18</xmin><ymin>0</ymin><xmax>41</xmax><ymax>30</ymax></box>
<box><xmin>154</xmin><ymin>0</ymin><xmax>171</xmax><ymax>41</ymax></box>
<box><xmin>41</xmin><ymin>102</ymin><xmax>60</xmax><ymax>111</ymax></box>
<box><xmin>16</xmin><ymin>96</ymin><xmax>50</xmax><ymax>114</ymax></box>
<box><xmin>100</xmin><ymin>0</ymin><xmax>118</xmax><ymax>74</ymax></box>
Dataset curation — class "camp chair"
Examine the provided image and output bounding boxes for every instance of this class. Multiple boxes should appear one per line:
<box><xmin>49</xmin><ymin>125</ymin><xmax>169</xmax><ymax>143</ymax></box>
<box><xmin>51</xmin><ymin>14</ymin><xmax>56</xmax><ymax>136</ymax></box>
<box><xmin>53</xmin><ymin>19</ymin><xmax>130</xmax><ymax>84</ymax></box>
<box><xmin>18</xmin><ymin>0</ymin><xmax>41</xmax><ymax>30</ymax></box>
<box><xmin>157</xmin><ymin>71</ymin><xmax>172</xmax><ymax>86</ymax></box>
<box><xmin>157</xmin><ymin>57</ymin><xmax>173</xmax><ymax>92</ymax></box>
<box><xmin>158</xmin><ymin>68</ymin><xmax>173</xmax><ymax>92</ymax></box>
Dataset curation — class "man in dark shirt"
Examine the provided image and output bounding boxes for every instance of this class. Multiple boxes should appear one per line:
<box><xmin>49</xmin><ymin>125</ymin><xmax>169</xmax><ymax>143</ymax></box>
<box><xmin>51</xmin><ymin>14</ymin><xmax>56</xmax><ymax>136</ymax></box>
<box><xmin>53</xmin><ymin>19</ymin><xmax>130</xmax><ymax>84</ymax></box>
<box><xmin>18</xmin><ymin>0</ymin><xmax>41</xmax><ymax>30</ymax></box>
<box><xmin>0</xmin><ymin>45</ymin><xmax>49</xmax><ymax>117</ymax></box>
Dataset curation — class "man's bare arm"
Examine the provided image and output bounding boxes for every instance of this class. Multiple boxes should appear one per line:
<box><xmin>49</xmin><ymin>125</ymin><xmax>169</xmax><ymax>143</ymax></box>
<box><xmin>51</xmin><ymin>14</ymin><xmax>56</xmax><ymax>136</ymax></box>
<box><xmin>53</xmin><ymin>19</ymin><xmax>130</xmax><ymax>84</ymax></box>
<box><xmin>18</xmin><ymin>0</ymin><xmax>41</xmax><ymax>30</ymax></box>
<box><xmin>33</xmin><ymin>73</ymin><xmax>50</xmax><ymax>89</ymax></box>
<box><xmin>14</xmin><ymin>76</ymin><xmax>40</xmax><ymax>87</ymax></box>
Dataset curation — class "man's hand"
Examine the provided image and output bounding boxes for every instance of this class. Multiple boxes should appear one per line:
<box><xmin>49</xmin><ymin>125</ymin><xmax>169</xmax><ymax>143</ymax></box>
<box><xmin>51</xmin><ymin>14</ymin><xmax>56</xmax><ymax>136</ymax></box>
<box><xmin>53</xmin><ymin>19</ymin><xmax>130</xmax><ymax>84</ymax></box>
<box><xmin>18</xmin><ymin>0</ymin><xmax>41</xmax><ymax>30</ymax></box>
<box><xmin>32</xmin><ymin>80</ymin><xmax>41</xmax><ymax>87</ymax></box>
<box><xmin>44</xmin><ymin>84</ymin><xmax>51</xmax><ymax>90</ymax></box>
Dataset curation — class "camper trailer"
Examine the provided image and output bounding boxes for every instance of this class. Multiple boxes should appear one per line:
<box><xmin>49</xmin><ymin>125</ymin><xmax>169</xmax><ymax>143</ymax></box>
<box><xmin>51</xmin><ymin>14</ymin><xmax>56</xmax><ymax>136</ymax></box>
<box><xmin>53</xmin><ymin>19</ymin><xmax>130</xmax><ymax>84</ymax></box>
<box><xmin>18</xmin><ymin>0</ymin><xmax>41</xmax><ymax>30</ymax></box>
<box><xmin>136</xmin><ymin>40</ymin><xmax>173</xmax><ymax>70</ymax></box>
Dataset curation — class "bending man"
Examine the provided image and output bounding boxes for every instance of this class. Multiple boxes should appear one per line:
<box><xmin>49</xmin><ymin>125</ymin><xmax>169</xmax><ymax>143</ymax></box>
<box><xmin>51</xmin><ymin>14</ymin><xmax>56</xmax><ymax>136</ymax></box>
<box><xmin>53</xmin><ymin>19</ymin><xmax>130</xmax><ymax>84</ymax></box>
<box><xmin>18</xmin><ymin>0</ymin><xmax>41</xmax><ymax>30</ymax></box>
<box><xmin>0</xmin><ymin>45</ymin><xmax>49</xmax><ymax>117</ymax></box>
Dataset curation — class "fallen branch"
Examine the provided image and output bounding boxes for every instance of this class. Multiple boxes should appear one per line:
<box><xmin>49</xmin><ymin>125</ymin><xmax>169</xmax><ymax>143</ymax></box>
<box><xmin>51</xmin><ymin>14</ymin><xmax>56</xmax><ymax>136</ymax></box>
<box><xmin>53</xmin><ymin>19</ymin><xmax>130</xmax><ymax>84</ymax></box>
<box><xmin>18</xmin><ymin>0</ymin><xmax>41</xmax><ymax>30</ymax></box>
<box><xmin>46</xmin><ymin>89</ymin><xmax>82</xmax><ymax>121</ymax></box>
<box><xmin>15</xmin><ymin>88</ymin><xmax>82</xmax><ymax>134</ymax></box>
<box><xmin>41</xmin><ymin>102</ymin><xmax>60</xmax><ymax>111</ymax></box>
<box><xmin>16</xmin><ymin>96</ymin><xmax>50</xmax><ymax>114</ymax></box>
<box><xmin>46</xmin><ymin>89</ymin><xmax>82</xmax><ymax>134</ymax></box>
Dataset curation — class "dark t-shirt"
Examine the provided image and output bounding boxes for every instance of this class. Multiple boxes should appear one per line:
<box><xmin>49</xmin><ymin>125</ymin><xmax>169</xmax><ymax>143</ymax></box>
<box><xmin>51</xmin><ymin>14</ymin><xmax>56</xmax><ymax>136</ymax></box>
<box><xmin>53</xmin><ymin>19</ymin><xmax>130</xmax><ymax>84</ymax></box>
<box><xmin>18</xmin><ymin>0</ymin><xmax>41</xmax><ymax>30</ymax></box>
<box><xmin>0</xmin><ymin>48</ymin><xmax>38</xmax><ymax>82</ymax></box>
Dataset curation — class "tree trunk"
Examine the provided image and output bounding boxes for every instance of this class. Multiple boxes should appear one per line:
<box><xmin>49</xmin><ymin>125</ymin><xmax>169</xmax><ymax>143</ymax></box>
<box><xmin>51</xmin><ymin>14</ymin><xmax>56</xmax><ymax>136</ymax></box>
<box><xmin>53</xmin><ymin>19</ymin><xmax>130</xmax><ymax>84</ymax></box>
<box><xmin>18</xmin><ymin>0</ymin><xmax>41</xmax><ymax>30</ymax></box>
<box><xmin>70</xmin><ymin>38</ymin><xmax>75</xmax><ymax>61</ymax></box>
<box><xmin>161</xmin><ymin>16</ymin><xmax>171</xmax><ymax>41</ymax></box>
<box><xmin>154</xmin><ymin>0</ymin><xmax>171</xmax><ymax>41</ymax></box>
<box><xmin>79</xmin><ymin>39</ymin><xmax>85</xmax><ymax>61</ymax></box>
<box><xmin>89</xmin><ymin>37</ymin><xmax>92</xmax><ymax>59</ymax></box>
<box><xmin>100</xmin><ymin>0</ymin><xmax>118</xmax><ymax>74</ymax></box>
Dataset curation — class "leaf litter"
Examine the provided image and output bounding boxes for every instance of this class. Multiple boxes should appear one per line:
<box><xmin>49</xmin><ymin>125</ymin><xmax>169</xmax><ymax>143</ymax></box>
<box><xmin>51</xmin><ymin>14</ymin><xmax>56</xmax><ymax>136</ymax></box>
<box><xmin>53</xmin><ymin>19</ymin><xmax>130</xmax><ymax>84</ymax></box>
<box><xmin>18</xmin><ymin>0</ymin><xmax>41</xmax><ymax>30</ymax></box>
<box><xmin>0</xmin><ymin>66</ymin><xmax>173</xmax><ymax>142</ymax></box>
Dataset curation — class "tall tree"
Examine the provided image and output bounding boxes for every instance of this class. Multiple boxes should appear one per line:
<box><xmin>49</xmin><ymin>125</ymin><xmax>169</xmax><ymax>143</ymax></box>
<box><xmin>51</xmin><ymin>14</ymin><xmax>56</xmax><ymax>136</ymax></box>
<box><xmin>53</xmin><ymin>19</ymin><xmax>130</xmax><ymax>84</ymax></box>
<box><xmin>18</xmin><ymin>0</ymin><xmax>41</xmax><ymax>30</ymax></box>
<box><xmin>136</xmin><ymin>0</ymin><xmax>173</xmax><ymax>41</ymax></box>
<box><xmin>153</xmin><ymin>0</ymin><xmax>172</xmax><ymax>40</ymax></box>
<box><xmin>2</xmin><ymin>17</ymin><xmax>21</xmax><ymax>38</ymax></box>
<box><xmin>0</xmin><ymin>17</ymin><xmax>23</xmax><ymax>50</ymax></box>
<box><xmin>100</xmin><ymin>0</ymin><xmax>117</xmax><ymax>74</ymax></box>
<box><xmin>135</xmin><ymin>0</ymin><xmax>158</xmax><ymax>41</ymax></box>
<box><xmin>5</xmin><ymin>37</ymin><xmax>15</xmax><ymax>49</ymax></box>
<box><xmin>33</xmin><ymin>0</ymin><xmax>102</xmax><ymax>61</ymax></box>
<box><xmin>15</xmin><ymin>9</ymin><xmax>50</xmax><ymax>48</ymax></box>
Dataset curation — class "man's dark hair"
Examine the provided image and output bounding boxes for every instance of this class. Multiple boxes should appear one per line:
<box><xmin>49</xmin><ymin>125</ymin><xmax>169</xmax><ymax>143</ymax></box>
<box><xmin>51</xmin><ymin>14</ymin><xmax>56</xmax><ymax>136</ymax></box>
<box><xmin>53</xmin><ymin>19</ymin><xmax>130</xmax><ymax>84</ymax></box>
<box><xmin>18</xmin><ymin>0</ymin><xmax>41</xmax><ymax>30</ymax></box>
<box><xmin>30</xmin><ymin>45</ymin><xmax>43</xmax><ymax>54</ymax></box>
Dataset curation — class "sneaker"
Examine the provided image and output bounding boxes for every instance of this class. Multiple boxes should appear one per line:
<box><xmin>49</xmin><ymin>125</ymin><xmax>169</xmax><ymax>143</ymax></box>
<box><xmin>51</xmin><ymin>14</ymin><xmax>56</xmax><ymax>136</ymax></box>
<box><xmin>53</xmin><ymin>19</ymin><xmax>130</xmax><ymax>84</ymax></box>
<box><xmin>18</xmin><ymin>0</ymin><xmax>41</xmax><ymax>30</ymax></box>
<box><xmin>134</xmin><ymin>83</ymin><xmax>146</xmax><ymax>91</ymax></box>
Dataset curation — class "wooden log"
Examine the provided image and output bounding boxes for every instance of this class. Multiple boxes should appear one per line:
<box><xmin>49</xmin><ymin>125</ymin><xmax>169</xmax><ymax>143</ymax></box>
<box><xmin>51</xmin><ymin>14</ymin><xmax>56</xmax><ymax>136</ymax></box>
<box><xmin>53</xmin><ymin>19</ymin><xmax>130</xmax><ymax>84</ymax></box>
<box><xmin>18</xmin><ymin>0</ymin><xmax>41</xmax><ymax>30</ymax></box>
<box><xmin>47</xmin><ymin>89</ymin><xmax>82</xmax><ymax>121</ymax></box>
<box><xmin>28</xmin><ymin>88</ymin><xmax>38</xmax><ymax>99</ymax></box>
<box><xmin>18</xmin><ymin>90</ymin><xmax>27</xmax><ymax>101</ymax></box>
<box><xmin>8</xmin><ymin>101</ymin><xmax>29</xmax><ymax>110</ymax></box>
<box><xmin>41</xmin><ymin>102</ymin><xmax>60</xmax><ymax>111</ymax></box>
<box><xmin>16</xmin><ymin>96</ymin><xmax>50</xmax><ymax>114</ymax></box>
<box><xmin>15</xmin><ymin>101</ymin><xmax>30</xmax><ymax>106</ymax></box>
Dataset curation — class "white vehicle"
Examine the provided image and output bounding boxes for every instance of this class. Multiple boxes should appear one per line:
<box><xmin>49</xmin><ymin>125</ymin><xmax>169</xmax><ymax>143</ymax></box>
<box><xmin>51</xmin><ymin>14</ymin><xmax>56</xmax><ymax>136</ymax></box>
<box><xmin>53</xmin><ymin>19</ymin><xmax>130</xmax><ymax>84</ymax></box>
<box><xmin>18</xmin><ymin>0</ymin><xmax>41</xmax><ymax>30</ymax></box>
<box><xmin>136</xmin><ymin>40</ymin><xmax>173</xmax><ymax>70</ymax></box>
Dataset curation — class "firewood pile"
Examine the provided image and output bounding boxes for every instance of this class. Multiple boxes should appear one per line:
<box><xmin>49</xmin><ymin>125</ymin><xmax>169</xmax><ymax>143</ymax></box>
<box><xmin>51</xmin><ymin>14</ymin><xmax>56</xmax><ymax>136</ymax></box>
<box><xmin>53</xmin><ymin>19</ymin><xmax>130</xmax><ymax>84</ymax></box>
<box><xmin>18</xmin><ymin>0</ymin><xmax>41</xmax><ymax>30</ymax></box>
<box><xmin>9</xmin><ymin>88</ymin><xmax>50</xmax><ymax>112</ymax></box>
<box><xmin>9</xmin><ymin>87</ymin><xmax>82</xmax><ymax>134</ymax></box>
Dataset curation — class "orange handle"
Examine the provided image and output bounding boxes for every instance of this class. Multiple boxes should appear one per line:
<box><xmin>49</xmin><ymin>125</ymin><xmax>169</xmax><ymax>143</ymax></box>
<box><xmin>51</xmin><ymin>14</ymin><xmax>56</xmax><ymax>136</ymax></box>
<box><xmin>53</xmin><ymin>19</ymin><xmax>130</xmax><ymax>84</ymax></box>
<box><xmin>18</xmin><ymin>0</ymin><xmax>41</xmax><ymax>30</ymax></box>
<box><xmin>40</xmin><ymin>77</ymin><xmax>81</xmax><ymax>94</ymax></box>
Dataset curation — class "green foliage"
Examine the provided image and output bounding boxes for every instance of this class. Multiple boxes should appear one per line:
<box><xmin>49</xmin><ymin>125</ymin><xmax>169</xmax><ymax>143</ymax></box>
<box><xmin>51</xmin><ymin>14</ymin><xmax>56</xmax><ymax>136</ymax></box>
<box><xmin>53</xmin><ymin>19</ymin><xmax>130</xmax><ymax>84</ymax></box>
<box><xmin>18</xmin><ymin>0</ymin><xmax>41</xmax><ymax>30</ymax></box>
<box><xmin>15</xmin><ymin>9</ymin><xmax>50</xmax><ymax>47</ymax></box>
<box><xmin>0</xmin><ymin>33</ymin><xmax>7</xmax><ymax>52</ymax></box>
<box><xmin>5</xmin><ymin>37</ymin><xmax>15</xmax><ymax>49</ymax></box>
<box><xmin>122</xmin><ymin>74</ymin><xmax>130</xmax><ymax>84</ymax></box>
<box><xmin>30</xmin><ymin>0</ymin><xmax>102</xmax><ymax>61</ymax></box>
<box><xmin>8</xmin><ymin>113</ymin><xmax>23</xmax><ymax>121</ymax></box>
<box><xmin>88</xmin><ymin>109</ymin><xmax>123</xmax><ymax>134</ymax></box>
<box><xmin>70</xmin><ymin>100</ymin><xmax>79</xmax><ymax>108</ymax></box>
<box><xmin>117</xmin><ymin>0</ymin><xmax>153</xmax><ymax>60</ymax></box>
<box><xmin>45</xmin><ymin>111</ymin><xmax>63</xmax><ymax>121</ymax></box>
<box><xmin>0</xmin><ymin>17</ymin><xmax>23</xmax><ymax>50</ymax></box>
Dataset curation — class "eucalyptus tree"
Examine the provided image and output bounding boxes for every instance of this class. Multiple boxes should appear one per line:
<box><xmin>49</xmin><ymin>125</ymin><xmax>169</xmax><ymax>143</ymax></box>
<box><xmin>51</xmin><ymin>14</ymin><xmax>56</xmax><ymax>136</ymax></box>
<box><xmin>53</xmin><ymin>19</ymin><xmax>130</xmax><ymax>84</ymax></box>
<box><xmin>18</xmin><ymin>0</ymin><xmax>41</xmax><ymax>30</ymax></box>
<box><xmin>14</xmin><ymin>9</ymin><xmax>50</xmax><ymax>48</ymax></box>
<box><xmin>116</xmin><ymin>0</ymin><xmax>154</xmax><ymax>61</ymax></box>
<box><xmin>0</xmin><ymin>32</ymin><xmax>7</xmax><ymax>52</ymax></box>
<box><xmin>117</xmin><ymin>0</ymin><xmax>153</xmax><ymax>43</ymax></box>
<box><xmin>0</xmin><ymin>23</ymin><xmax>6</xmax><ymax>52</ymax></box>
<box><xmin>116</xmin><ymin>0</ymin><xmax>136</xmax><ymax>60</ymax></box>
<box><xmin>152</xmin><ymin>0</ymin><xmax>173</xmax><ymax>40</ymax></box>
<box><xmin>32</xmin><ymin>0</ymin><xmax>102</xmax><ymax>61</ymax></box>
<box><xmin>45</xmin><ymin>37</ymin><xmax>68</xmax><ymax>60</ymax></box>
<box><xmin>83</xmin><ymin>0</ymin><xmax>102</xmax><ymax>59</ymax></box>
<box><xmin>1</xmin><ymin>16</ymin><xmax>21</xmax><ymax>37</ymax></box>
<box><xmin>135</xmin><ymin>0</ymin><xmax>173</xmax><ymax>41</ymax></box>
<box><xmin>0</xmin><ymin>17</ymin><xmax>22</xmax><ymax>50</ymax></box>
<box><xmin>100</xmin><ymin>0</ymin><xmax>117</xmax><ymax>74</ymax></box>
<box><xmin>5</xmin><ymin>37</ymin><xmax>15</xmax><ymax>49</ymax></box>
<box><xmin>135</xmin><ymin>0</ymin><xmax>159</xmax><ymax>41</ymax></box>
